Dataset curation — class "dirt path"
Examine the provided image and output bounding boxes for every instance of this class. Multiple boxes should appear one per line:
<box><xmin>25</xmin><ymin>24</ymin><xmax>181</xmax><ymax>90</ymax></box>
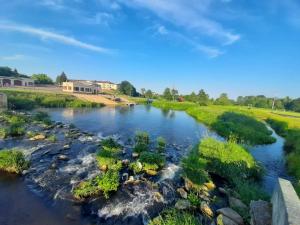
<box><xmin>72</xmin><ymin>93</ymin><xmax>117</xmax><ymax>105</ymax></box>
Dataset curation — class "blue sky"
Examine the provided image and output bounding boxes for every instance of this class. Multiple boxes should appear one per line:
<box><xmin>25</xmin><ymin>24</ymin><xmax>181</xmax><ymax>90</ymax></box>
<box><xmin>0</xmin><ymin>0</ymin><xmax>299</xmax><ymax>98</ymax></box>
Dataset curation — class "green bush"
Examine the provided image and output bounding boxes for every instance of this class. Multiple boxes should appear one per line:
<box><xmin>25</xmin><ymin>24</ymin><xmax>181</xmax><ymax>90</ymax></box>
<box><xmin>212</xmin><ymin>112</ymin><xmax>276</xmax><ymax>145</ymax></box>
<box><xmin>97</xmin><ymin>138</ymin><xmax>122</xmax><ymax>169</ymax></box>
<box><xmin>182</xmin><ymin>148</ymin><xmax>209</xmax><ymax>187</ymax></box>
<box><xmin>187</xmin><ymin>191</ymin><xmax>202</xmax><ymax>207</ymax></box>
<box><xmin>129</xmin><ymin>161</ymin><xmax>143</xmax><ymax>174</ymax></box>
<box><xmin>0</xmin><ymin>149</ymin><xmax>29</xmax><ymax>174</ymax></box>
<box><xmin>266</xmin><ymin>118</ymin><xmax>288</xmax><ymax>137</ymax></box>
<box><xmin>0</xmin><ymin>128</ymin><xmax>8</xmax><ymax>139</ymax></box>
<box><xmin>135</xmin><ymin>131</ymin><xmax>150</xmax><ymax>146</ymax></box>
<box><xmin>149</xmin><ymin>208</ymin><xmax>201</xmax><ymax>225</ymax></box>
<box><xmin>97</xmin><ymin>169</ymin><xmax>120</xmax><ymax>199</ymax></box>
<box><xmin>139</xmin><ymin>152</ymin><xmax>165</xmax><ymax>169</ymax></box>
<box><xmin>47</xmin><ymin>134</ymin><xmax>57</xmax><ymax>142</ymax></box>
<box><xmin>73</xmin><ymin>179</ymin><xmax>101</xmax><ymax>199</ymax></box>
<box><xmin>34</xmin><ymin>111</ymin><xmax>52</xmax><ymax>125</ymax></box>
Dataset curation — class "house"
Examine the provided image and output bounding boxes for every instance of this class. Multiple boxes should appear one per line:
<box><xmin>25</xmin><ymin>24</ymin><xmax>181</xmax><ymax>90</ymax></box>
<box><xmin>0</xmin><ymin>76</ymin><xmax>34</xmax><ymax>87</ymax></box>
<box><xmin>96</xmin><ymin>81</ymin><xmax>118</xmax><ymax>91</ymax></box>
<box><xmin>62</xmin><ymin>80</ymin><xmax>100</xmax><ymax>94</ymax></box>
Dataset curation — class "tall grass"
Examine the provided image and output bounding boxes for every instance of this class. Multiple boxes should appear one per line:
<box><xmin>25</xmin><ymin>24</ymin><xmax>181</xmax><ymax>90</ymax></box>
<box><xmin>2</xmin><ymin>90</ymin><xmax>104</xmax><ymax>110</ymax></box>
<box><xmin>0</xmin><ymin>149</ymin><xmax>29</xmax><ymax>174</ymax></box>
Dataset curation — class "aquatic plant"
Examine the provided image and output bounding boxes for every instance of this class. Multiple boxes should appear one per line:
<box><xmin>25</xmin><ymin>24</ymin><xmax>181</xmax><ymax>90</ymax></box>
<box><xmin>149</xmin><ymin>208</ymin><xmax>201</xmax><ymax>225</ymax></box>
<box><xmin>33</xmin><ymin>111</ymin><xmax>52</xmax><ymax>125</ymax></box>
<box><xmin>97</xmin><ymin>138</ymin><xmax>122</xmax><ymax>169</ymax></box>
<box><xmin>156</xmin><ymin>136</ymin><xmax>166</xmax><ymax>153</ymax></box>
<box><xmin>47</xmin><ymin>134</ymin><xmax>57</xmax><ymax>142</ymax></box>
<box><xmin>139</xmin><ymin>152</ymin><xmax>165</xmax><ymax>169</ymax></box>
<box><xmin>133</xmin><ymin>131</ymin><xmax>150</xmax><ymax>153</ymax></box>
<box><xmin>0</xmin><ymin>149</ymin><xmax>29</xmax><ymax>174</ymax></box>
<box><xmin>97</xmin><ymin>168</ymin><xmax>120</xmax><ymax>199</ymax></box>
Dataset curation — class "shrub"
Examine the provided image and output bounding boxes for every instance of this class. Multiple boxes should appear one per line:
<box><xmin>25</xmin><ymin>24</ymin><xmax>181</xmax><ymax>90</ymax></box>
<box><xmin>73</xmin><ymin>179</ymin><xmax>101</xmax><ymax>199</ymax></box>
<box><xmin>149</xmin><ymin>208</ymin><xmax>200</xmax><ymax>225</ymax></box>
<box><xmin>129</xmin><ymin>161</ymin><xmax>143</xmax><ymax>174</ymax></box>
<box><xmin>97</xmin><ymin>169</ymin><xmax>120</xmax><ymax>199</ymax></box>
<box><xmin>182</xmin><ymin>148</ymin><xmax>209</xmax><ymax>187</ymax></box>
<box><xmin>34</xmin><ymin>111</ymin><xmax>52</xmax><ymax>125</ymax></box>
<box><xmin>97</xmin><ymin>138</ymin><xmax>122</xmax><ymax>169</ymax></box>
<box><xmin>156</xmin><ymin>137</ymin><xmax>166</xmax><ymax>153</ymax></box>
<box><xmin>187</xmin><ymin>191</ymin><xmax>201</xmax><ymax>207</ymax></box>
<box><xmin>199</xmin><ymin>138</ymin><xmax>261</xmax><ymax>182</ymax></box>
<box><xmin>47</xmin><ymin>134</ymin><xmax>57</xmax><ymax>142</ymax></box>
<box><xmin>0</xmin><ymin>149</ymin><xmax>29</xmax><ymax>174</ymax></box>
<box><xmin>101</xmin><ymin>138</ymin><xmax>121</xmax><ymax>149</ymax></box>
<box><xmin>266</xmin><ymin>118</ymin><xmax>288</xmax><ymax>137</ymax></box>
<box><xmin>135</xmin><ymin>131</ymin><xmax>150</xmax><ymax>146</ymax></box>
<box><xmin>139</xmin><ymin>152</ymin><xmax>165</xmax><ymax>169</ymax></box>
<box><xmin>212</xmin><ymin>112</ymin><xmax>276</xmax><ymax>145</ymax></box>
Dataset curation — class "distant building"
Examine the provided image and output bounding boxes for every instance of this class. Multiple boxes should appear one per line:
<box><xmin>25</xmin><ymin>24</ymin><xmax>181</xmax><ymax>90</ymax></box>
<box><xmin>0</xmin><ymin>76</ymin><xmax>34</xmax><ymax>87</ymax></box>
<box><xmin>97</xmin><ymin>81</ymin><xmax>118</xmax><ymax>91</ymax></box>
<box><xmin>62</xmin><ymin>80</ymin><xmax>99</xmax><ymax>94</ymax></box>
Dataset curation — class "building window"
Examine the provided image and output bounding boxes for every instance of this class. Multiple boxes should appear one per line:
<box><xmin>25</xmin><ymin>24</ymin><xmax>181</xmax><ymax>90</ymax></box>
<box><xmin>68</xmin><ymin>86</ymin><xmax>72</xmax><ymax>90</ymax></box>
<box><xmin>74</xmin><ymin>87</ymin><xmax>79</xmax><ymax>91</ymax></box>
<box><xmin>80</xmin><ymin>87</ymin><xmax>84</xmax><ymax>92</ymax></box>
<box><xmin>63</xmin><ymin>86</ymin><xmax>67</xmax><ymax>90</ymax></box>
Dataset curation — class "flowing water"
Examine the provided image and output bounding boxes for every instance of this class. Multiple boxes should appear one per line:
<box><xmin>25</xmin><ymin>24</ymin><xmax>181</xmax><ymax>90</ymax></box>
<box><xmin>0</xmin><ymin>105</ymin><xmax>289</xmax><ymax>225</ymax></box>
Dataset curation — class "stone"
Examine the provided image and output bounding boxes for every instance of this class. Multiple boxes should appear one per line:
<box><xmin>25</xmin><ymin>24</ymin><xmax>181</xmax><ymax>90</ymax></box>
<box><xmin>217</xmin><ymin>214</ymin><xmax>238</xmax><ymax>225</ymax></box>
<box><xmin>177</xmin><ymin>188</ymin><xmax>188</xmax><ymax>199</ymax></box>
<box><xmin>175</xmin><ymin>199</ymin><xmax>191</xmax><ymax>210</ymax></box>
<box><xmin>184</xmin><ymin>177</ymin><xmax>194</xmax><ymax>191</ymax></box>
<box><xmin>153</xmin><ymin>192</ymin><xmax>164</xmax><ymax>203</ymax></box>
<box><xmin>136</xmin><ymin>161</ymin><xmax>143</xmax><ymax>170</ymax></box>
<box><xmin>132</xmin><ymin>152</ymin><xmax>139</xmax><ymax>158</ymax></box>
<box><xmin>250</xmin><ymin>200</ymin><xmax>271</xmax><ymax>225</ymax></box>
<box><xmin>219</xmin><ymin>187</ymin><xmax>228</xmax><ymax>195</ymax></box>
<box><xmin>122</xmin><ymin>173</ymin><xmax>129</xmax><ymax>181</ymax></box>
<box><xmin>63</xmin><ymin>144</ymin><xmax>70</xmax><ymax>150</ymax></box>
<box><xmin>100</xmin><ymin>164</ymin><xmax>108</xmax><ymax>171</ymax></box>
<box><xmin>204</xmin><ymin>181</ymin><xmax>216</xmax><ymax>191</ymax></box>
<box><xmin>57</xmin><ymin>155</ymin><xmax>69</xmax><ymax>161</ymax></box>
<box><xmin>229</xmin><ymin>197</ymin><xmax>248</xmax><ymax>210</ymax></box>
<box><xmin>22</xmin><ymin>170</ymin><xmax>29</xmax><ymax>175</ymax></box>
<box><xmin>122</xmin><ymin>159</ymin><xmax>130</xmax><ymax>166</ymax></box>
<box><xmin>217</xmin><ymin>208</ymin><xmax>244</xmax><ymax>225</ymax></box>
<box><xmin>146</xmin><ymin>170</ymin><xmax>157</xmax><ymax>176</ymax></box>
<box><xmin>201</xmin><ymin>202</ymin><xmax>214</xmax><ymax>218</ymax></box>
<box><xmin>30</xmin><ymin>134</ymin><xmax>46</xmax><ymax>141</ymax></box>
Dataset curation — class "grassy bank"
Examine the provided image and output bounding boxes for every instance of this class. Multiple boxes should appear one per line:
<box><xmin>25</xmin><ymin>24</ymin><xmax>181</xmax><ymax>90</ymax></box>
<box><xmin>266</xmin><ymin>119</ymin><xmax>300</xmax><ymax>195</ymax></box>
<box><xmin>0</xmin><ymin>149</ymin><xmax>29</xmax><ymax>174</ymax></box>
<box><xmin>1</xmin><ymin>89</ymin><xmax>104</xmax><ymax>110</ymax></box>
<box><xmin>152</xmin><ymin>101</ymin><xmax>276</xmax><ymax>145</ymax></box>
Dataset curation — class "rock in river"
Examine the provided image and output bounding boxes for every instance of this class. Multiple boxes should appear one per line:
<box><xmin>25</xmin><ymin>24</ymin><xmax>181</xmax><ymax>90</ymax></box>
<box><xmin>229</xmin><ymin>197</ymin><xmax>247</xmax><ymax>210</ymax></box>
<box><xmin>30</xmin><ymin>134</ymin><xmax>46</xmax><ymax>141</ymax></box>
<box><xmin>249</xmin><ymin>200</ymin><xmax>272</xmax><ymax>225</ymax></box>
<box><xmin>201</xmin><ymin>202</ymin><xmax>214</xmax><ymax>218</ymax></box>
<box><xmin>175</xmin><ymin>199</ymin><xmax>191</xmax><ymax>210</ymax></box>
<box><xmin>177</xmin><ymin>188</ymin><xmax>188</xmax><ymax>199</ymax></box>
<box><xmin>217</xmin><ymin>208</ymin><xmax>244</xmax><ymax>225</ymax></box>
<box><xmin>217</xmin><ymin>214</ymin><xmax>239</xmax><ymax>225</ymax></box>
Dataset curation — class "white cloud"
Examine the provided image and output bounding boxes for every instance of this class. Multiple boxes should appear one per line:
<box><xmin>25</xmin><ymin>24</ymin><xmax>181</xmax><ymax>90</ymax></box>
<box><xmin>155</xmin><ymin>25</ymin><xmax>223</xmax><ymax>58</ymax></box>
<box><xmin>1</xmin><ymin>54</ymin><xmax>26</xmax><ymax>61</ymax></box>
<box><xmin>120</xmin><ymin>0</ymin><xmax>240</xmax><ymax>45</ymax></box>
<box><xmin>0</xmin><ymin>22</ymin><xmax>113</xmax><ymax>54</ymax></box>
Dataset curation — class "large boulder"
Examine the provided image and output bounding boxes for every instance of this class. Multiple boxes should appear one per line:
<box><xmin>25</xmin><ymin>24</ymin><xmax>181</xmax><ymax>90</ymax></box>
<box><xmin>217</xmin><ymin>214</ymin><xmax>239</xmax><ymax>225</ymax></box>
<box><xmin>250</xmin><ymin>200</ymin><xmax>272</xmax><ymax>225</ymax></box>
<box><xmin>217</xmin><ymin>208</ymin><xmax>244</xmax><ymax>225</ymax></box>
<box><xmin>229</xmin><ymin>197</ymin><xmax>248</xmax><ymax>210</ymax></box>
<box><xmin>175</xmin><ymin>199</ymin><xmax>191</xmax><ymax>210</ymax></box>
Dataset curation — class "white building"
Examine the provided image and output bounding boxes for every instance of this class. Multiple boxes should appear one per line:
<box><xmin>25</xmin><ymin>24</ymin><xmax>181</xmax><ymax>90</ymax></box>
<box><xmin>62</xmin><ymin>80</ymin><xmax>100</xmax><ymax>94</ymax></box>
<box><xmin>97</xmin><ymin>81</ymin><xmax>118</xmax><ymax>90</ymax></box>
<box><xmin>0</xmin><ymin>76</ymin><xmax>34</xmax><ymax>87</ymax></box>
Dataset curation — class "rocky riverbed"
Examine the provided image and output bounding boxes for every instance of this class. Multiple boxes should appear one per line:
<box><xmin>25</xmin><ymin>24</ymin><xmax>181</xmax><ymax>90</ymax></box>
<box><xmin>0</xmin><ymin>111</ymin><xmax>272</xmax><ymax>225</ymax></box>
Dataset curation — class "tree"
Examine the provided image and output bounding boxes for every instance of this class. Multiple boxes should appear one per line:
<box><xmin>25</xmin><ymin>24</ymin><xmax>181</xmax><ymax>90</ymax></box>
<box><xmin>215</xmin><ymin>93</ymin><xmax>232</xmax><ymax>105</ymax></box>
<box><xmin>118</xmin><ymin>81</ymin><xmax>138</xmax><ymax>96</ymax></box>
<box><xmin>187</xmin><ymin>92</ymin><xmax>197</xmax><ymax>102</ymax></box>
<box><xmin>56</xmin><ymin>72</ymin><xmax>68</xmax><ymax>85</ymax></box>
<box><xmin>171</xmin><ymin>88</ymin><xmax>179</xmax><ymax>101</ymax></box>
<box><xmin>145</xmin><ymin>89</ymin><xmax>153</xmax><ymax>99</ymax></box>
<box><xmin>0</xmin><ymin>66</ymin><xmax>28</xmax><ymax>78</ymax></box>
<box><xmin>163</xmin><ymin>88</ymin><xmax>172</xmax><ymax>100</ymax></box>
<box><xmin>141</xmin><ymin>88</ymin><xmax>146</xmax><ymax>97</ymax></box>
<box><xmin>31</xmin><ymin>74</ymin><xmax>54</xmax><ymax>85</ymax></box>
<box><xmin>197</xmin><ymin>89</ymin><xmax>209</xmax><ymax>106</ymax></box>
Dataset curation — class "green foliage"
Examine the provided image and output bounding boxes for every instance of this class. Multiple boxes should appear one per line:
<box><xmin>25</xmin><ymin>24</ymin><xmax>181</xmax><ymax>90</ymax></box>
<box><xmin>266</xmin><ymin>118</ymin><xmax>288</xmax><ymax>137</ymax></box>
<box><xmin>182</xmin><ymin>148</ymin><xmax>209</xmax><ymax>186</ymax></box>
<box><xmin>73</xmin><ymin>179</ymin><xmax>101</xmax><ymax>199</ymax></box>
<box><xmin>55</xmin><ymin>72</ymin><xmax>67</xmax><ymax>85</ymax></box>
<box><xmin>156</xmin><ymin>137</ymin><xmax>166</xmax><ymax>153</ymax></box>
<box><xmin>212</xmin><ymin>112</ymin><xmax>276</xmax><ymax>145</ymax></box>
<box><xmin>7</xmin><ymin>115</ymin><xmax>26</xmax><ymax>137</ymax></box>
<box><xmin>118</xmin><ymin>81</ymin><xmax>138</xmax><ymax>96</ymax></box>
<box><xmin>149</xmin><ymin>208</ymin><xmax>201</xmax><ymax>225</ymax></box>
<box><xmin>215</xmin><ymin>93</ymin><xmax>232</xmax><ymax>106</ymax></box>
<box><xmin>0</xmin><ymin>149</ymin><xmax>29</xmax><ymax>174</ymax></box>
<box><xmin>47</xmin><ymin>134</ymin><xmax>57</xmax><ymax>142</ymax></box>
<box><xmin>199</xmin><ymin>138</ymin><xmax>261</xmax><ymax>182</ymax></box>
<box><xmin>129</xmin><ymin>161</ymin><xmax>143</xmax><ymax>174</ymax></box>
<box><xmin>232</xmin><ymin>179</ymin><xmax>269</xmax><ymax>205</ymax></box>
<box><xmin>139</xmin><ymin>152</ymin><xmax>165</xmax><ymax>169</ymax></box>
<box><xmin>0</xmin><ymin>128</ymin><xmax>8</xmax><ymax>139</ymax></box>
<box><xmin>31</xmin><ymin>74</ymin><xmax>54</xmax><ymax>84</ymax></box>
<box><xmin>101</xmin><ymin>137</ymin><xmax>121</xmax><ymax>149</ymax></box>
<box><xmin>187</xmin><ymin>191</ymin><xmax>202</xmax><ymax>207</ymax></box>
<box><xmin>134</xmin><ymin>131</ymin><xmax>150</xmax><ymax>153</ymax></box>
<box><xmin>2</xmin><ymin>90</ymin><xmax>103</xmax><ymax>110</ymax></box>
<box><xmin>97</xmin><ymin>169</ymin><xmax>120</xmax><ymax>198</ymax></box>
<box><xmin>0</xmin><ymin>66</ymin><xmax>29</xmax><ymax>78</ymax></box>
<box><xmin>163</xmin><ymin>88</ymin><xmax>173</xmax><ymax>101</ymax></box>
<box><xmin>34</xmin><ymin>111</ymin><xmax>52</xmax><ymax>125</ymax></box>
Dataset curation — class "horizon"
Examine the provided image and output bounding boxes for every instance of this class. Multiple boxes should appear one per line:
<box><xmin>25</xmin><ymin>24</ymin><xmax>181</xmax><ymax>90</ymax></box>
<box><xmin>1</xmin><ymin>1</ymin><xmax>300</xmax><ymax>99</ymax></box>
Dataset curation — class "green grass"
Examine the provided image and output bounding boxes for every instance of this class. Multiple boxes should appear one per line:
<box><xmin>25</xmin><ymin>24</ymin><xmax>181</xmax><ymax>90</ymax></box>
<box><xmin>156</xmin><ymin>137</ymin><xmax>166</xmax><ymax>153</ymax></box>
<box><xmin>133</xmin><ymin>131</ymin><xmax>150</xmax><ymax>153</ymax></box>
<box><xmin>33</xmin><ymin>111</ymin><xmax>52</xmax><ymax>125</ymax></box>
<box><xmin>96</xmin><ymin>138</ymin><xmax>122</xmax><ymax>169</ymax></box>
<box><xmin>149</xmin><ymin>208</ymin><xmax>201</xmax><ymax>225</ymax></box>
<box><xmin>0</xmin><ymin>149</ymin><xmax>29</xmax><ymax>174</ymax></box>
<box><xmin>1</xmin><ymin>89</ymin><xmax>104</xmax><ymax>110</ymax></box>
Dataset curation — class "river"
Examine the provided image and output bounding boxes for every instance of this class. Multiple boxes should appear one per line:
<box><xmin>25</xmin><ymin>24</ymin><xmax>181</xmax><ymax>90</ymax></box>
<box><xmin>0</xmin><ymin>105</ymin><xmax>289</xmax><ymax>225</ymax></box>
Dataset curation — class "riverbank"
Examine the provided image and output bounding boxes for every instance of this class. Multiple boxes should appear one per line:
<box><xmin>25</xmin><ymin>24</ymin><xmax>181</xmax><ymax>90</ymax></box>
<box><xmin>0</xmin><ymin>108</ymin><xmax>276</xmax><ymax>225</ymax></box>
<box><xmin>151</xmin><ymin>100</ymin><xmax>300</xmax><ymax>195</ymax></box>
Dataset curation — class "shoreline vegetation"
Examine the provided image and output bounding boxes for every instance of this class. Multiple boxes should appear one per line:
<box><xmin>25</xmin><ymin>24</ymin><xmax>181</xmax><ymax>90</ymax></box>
<box><xmin>0</xmin><ymin>109</ymin><xmax>270</xmax><ymax>225</ymax></box>
<box><xmin>150</xmin><ymin>99</ymin><xmax>300</xmax><ymax>196</ymax></box>
<box><xmin>1</xmin><ymin>89</ymin><xmax>104</xmax><ymax>110</ymax></box>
